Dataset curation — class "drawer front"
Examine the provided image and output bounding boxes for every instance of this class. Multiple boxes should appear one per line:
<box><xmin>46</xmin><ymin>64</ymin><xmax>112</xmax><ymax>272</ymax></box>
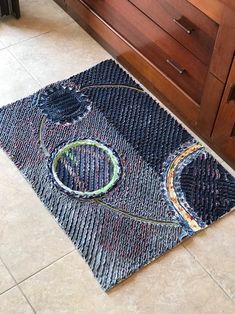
<box><xmin>129</xmin><ymin>0</ymin><xmax>218</xmax><ymax>65</ymax></box>
<box><xmin>83</xmin><ymin>0</ymin><xmax>207</xmax><ymax>103</ymax></box>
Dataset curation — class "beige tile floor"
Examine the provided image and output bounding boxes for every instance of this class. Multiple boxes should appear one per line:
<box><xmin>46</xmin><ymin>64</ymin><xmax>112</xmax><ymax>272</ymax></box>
<box><xmin>0</xmin><ymin>1</ymin><xmax>234</xmax><ymax>313</ymax></box>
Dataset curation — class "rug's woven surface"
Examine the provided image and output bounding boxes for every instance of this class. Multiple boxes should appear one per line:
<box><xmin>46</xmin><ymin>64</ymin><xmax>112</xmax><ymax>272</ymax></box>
<box><xmin>0</xmin><ymin>60</ymin><xmax>234</xmax><ymax>290</ymax></box>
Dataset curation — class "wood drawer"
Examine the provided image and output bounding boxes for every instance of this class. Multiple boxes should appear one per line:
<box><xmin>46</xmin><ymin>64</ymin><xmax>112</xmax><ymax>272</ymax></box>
<box><xmin>129</xmin><ymin>0</ymin><xmax>218</xmax><ymax>65</ymax></box>
<box><xmin>83</xmin><ymin>0</ymin><xmax>207</xmax><ymax>103</ymax></box>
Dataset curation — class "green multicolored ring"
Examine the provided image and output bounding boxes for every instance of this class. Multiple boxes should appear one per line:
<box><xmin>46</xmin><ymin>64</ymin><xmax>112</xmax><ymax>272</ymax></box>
<box><xmin>51</xmin><ymin>139</ymin><xmax>122</xmax><ymax>198</ymax></box>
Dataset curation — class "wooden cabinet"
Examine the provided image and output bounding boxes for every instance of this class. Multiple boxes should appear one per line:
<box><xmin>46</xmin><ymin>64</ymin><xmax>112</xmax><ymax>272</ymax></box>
<box><xmin>212</xmin><ymin>57</ymin><xmax>235</xmax><ymax>164</ymax></box>
<box><xmin>129</xmin><ymin>0</ymin><xmax>218</xmax><ymax>64</ymax></box>
<box><xmin>54</xmin><ymin>0</ymin><xmax>235</xmax><ymax>168</ymax></box>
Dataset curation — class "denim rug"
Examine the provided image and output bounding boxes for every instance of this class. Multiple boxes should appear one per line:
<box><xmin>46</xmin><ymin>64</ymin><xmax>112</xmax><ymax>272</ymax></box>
<box><xmin>0</xmin><ymin>60</ymin><xmax>234</xmax><ymax>290</ymax></box>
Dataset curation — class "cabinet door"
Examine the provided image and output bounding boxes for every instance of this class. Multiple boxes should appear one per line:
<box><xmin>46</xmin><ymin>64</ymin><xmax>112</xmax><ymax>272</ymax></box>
<box><xmin>212</xmin><ymin>57</ymin><xmax>235</xmax><ymax>168</ymax></box>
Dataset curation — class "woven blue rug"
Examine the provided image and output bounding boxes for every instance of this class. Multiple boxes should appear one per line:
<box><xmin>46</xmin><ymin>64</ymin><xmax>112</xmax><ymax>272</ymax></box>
<box><xmin>0</xmin><ymin>60</ymin><xmax>234</xmax><ymax>290</ymax></box>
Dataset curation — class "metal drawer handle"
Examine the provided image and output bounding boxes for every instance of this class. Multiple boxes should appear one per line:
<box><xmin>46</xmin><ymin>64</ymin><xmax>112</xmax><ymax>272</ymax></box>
<box><xmin>173</xmin><ymin>17</ymin><xmax>193</xmax><ymax>34</ymax></box>
<box><xmin>227</xmin><ymin>84</ymin><xmax>235</xmax><ymax>103</ymax></box>
<box><xmin>166</xmin><ymin>59</ymin><xmax>185</xmax><ymax>74</ymax></box>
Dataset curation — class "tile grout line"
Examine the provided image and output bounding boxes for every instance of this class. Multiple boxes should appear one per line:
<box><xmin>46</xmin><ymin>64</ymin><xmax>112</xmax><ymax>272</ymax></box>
<box><xmin>0</xmin><ymin>18</ymin><xmax>75</xmax><ymax>52</ymax></box>
<box><xmin>0</xmin><ymin>255</ymin><xmax>36</xmax><ymax>313</ymax></box>
<box><xmin>17</xmin><ymin>248</ymin><xmax>76</xmax><ymax>286</ymax></box>
<box><xmin>5</xmin><ymin>20</ymin><xmax>78</xmax><ymax>90</ymax></box>
<box><xmin>7</xmin><ymin>48</ymin><xmax>43</xmax><ymax>88</ymax></box>
<box><xmin>0</xmin><ymin>255</ymin><xmax>19</xmax><ymax>287</ymax></box>
<box><xmin>183</xmin><ymin>244</ymin><xmax>235</xmax><ymax>304</ymax></box>
<box><xmin>17</xmin><ymin>285</ymin><xmax>37</xmax><ymax>314</ymax></box>
<box><xmin>0</xmin><ymin>283</ymin><xmax>17</xmax><ymax>297</ymax></box>
<box><xmin>0</xmin><ymin>30</ymin><xmax>51</xmax><ymax>52</ymax></box>
<box><xmin>5</xmin><ymin>20</ymin><xmax>75</xmax><ymax>88</ymax></box>
<box><xmin>0</xmin><ymin>248</ymin><xmax>75</xmax><ymax>311</ymax></box>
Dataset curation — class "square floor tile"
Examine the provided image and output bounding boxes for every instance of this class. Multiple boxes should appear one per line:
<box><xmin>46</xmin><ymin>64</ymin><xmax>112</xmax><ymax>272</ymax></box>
<box><xmin>184</xmin><ymin>212</ymin><xmax>235</xmax><ymax>301</ymax></box>
<box><xmin>0</xmin><ymin>0</ymin><xmax>73</xmax><ymax>47</ymax></box>
<box><xmin>9</xmin><ymin>22</ymin><xmax>111</xmax><ymax>87</ymax></box>
<box><xmin>0</xmin><ymin>259</ymin><xmax>15</xmax><ymax>294</ymax></box>
<box><xmin>0</xmin><ymin>49</ymin><xmax>40</xmax><ymax>107</ymax></box>
<box><xmin>19</xmin><ymin>248</ymin><xmax>235</xmax><ymax>314</ymax></box>
<box><xmin>0</xmin><ymin>286</ymin><xmax>34</xmax><ymax>314</ymax></box>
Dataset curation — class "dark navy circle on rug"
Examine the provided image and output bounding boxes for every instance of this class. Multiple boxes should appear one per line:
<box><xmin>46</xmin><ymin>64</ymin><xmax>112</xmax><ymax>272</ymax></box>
<box><xmin>36</xmin><ymin>83</ymin><xmax>92</xmax><ymax>124</ymax></box>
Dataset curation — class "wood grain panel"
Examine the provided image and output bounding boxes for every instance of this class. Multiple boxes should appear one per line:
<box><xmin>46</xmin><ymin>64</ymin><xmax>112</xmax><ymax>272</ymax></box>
<box><xmin>221</xmin><ymin>0</ymin><xmax>235</xmax><ymax>11</ymax></box>
<box><xmin>197</xmin><ymin>73</ymin><xmax>224</xmax><ymax>137</ymax></box>
<box><xmin>212</xmin><ymin>57</ymin><xmax>235</xmax><ymax>168</ymax></box>
<box><xmin>210</xmin><ymin>7</ymin><xmax>235</xmax><ymax>82</ymax></box>
<box><xmin>187</xmin><ymin>0</ymin><xmax>224</xmax><ymax>23</ymax></box>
